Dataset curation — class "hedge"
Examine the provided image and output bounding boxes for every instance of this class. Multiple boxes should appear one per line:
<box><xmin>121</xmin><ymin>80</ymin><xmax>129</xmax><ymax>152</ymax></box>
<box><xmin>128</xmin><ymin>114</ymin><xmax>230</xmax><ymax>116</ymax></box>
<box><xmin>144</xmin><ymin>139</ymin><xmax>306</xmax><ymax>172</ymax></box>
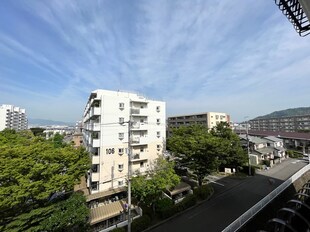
<box><xmin>193</xmin><ymin>184</ymin><xmax>214</xmax><ymax>200</ymax></box>
<box><xmin>239</xmin><ymin>165</ymin><xmax>256</xmax><ymax>176</ymax></box>
<box><xmin>132</xmin><ymin>215</ymin><xmax>151</xmax><ymax>232</ymax></box>
<box><xmin>160</xmin><ymin>194</ymin><xmax>197</xmax><ymax>219</ymax></box>
<box><xmin>156</xmin><ymin>197</ymin><xmax>174</xmax><ymax>215</ymax></box>
<box><xmin>110</xmin><ymin>227</ymin><xmax>126</xmax><ymax>232</ymax></box>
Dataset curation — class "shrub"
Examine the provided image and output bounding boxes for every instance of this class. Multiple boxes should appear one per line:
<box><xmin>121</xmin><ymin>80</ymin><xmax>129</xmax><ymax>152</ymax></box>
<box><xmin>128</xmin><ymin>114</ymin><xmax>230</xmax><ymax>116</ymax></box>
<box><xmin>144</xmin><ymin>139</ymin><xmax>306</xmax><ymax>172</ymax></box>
<box><xmin>156</xmin><ymin>198</ymin><xmax>174</xmax><ymax>214</ymax></box>
<box><xmin>287</xmin><ymin>150</ymin><xmax>303</xmax><ymax>158</ymax></box>
<box><xmin>110</xmin><ymin>227</ymin><xmax>126</xmax><ymax>232</ymax></box>
<box><xmin>262</xmin><ymin>160</ymin><xmax>270</xmax><ymax>167</ymax></box>
<box><xmin>132</xmin><ymin>215</ymin><xmax>151</xmax><ymax>232</ymax></box>
<box><xmin>160</xmin><ymin>194</ymin><xmax>197</xmax><ymax>219</ymax></box>
<box><xmin>193</xmin><ymin>185</ymin><xmax>214</xmax><ymax>200</ymax></box>
<box><xmin>240</xmin><ymin>165</ymin><xmax>256</xmax><ymax>176</ymax></box>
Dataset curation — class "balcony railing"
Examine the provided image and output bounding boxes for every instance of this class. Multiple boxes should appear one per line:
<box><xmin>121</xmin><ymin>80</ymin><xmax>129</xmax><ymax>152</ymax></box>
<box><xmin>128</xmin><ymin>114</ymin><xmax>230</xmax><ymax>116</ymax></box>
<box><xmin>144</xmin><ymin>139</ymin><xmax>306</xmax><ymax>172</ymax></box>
<box><xmin>92</xmin><ymin>139</ymin><xmax>100</xmax><ymax>148</ymax></box>
<box><xmin>131</xmin><ymin>109</ymin><xmax>140</xmax><ymax>115</ymax></box>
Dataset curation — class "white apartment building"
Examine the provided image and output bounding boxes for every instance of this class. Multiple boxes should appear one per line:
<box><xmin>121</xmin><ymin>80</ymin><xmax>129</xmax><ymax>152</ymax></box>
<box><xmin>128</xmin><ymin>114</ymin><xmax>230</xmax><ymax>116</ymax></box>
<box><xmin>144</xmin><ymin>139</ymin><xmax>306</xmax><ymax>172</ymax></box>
<box><xmin>83</xmin><ymin>90</ymin><xmax>166</xmax><ymax>194</ymax></box>
<box><xmin>0</xmin><ymin>104</ymin><xmax>28</xmax><ymax>131</ymax></box>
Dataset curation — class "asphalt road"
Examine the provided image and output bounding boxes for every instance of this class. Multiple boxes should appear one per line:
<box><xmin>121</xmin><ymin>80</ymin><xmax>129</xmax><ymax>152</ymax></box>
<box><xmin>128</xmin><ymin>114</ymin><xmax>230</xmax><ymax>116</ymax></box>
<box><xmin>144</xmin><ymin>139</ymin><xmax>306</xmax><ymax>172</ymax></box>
<box><xmin>148</xmin><ymin>158</ymin><xmax>308</xmax><ymax>232</ymax></box>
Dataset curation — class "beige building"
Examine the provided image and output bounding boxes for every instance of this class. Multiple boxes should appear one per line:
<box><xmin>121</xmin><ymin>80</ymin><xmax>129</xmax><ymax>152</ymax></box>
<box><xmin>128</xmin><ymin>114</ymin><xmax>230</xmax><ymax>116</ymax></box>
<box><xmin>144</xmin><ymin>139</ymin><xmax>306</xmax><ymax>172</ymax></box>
<box><xmin>168</xmin><ymin>112</ymin><xmax>230</xmax><ymax>134</ymax></box>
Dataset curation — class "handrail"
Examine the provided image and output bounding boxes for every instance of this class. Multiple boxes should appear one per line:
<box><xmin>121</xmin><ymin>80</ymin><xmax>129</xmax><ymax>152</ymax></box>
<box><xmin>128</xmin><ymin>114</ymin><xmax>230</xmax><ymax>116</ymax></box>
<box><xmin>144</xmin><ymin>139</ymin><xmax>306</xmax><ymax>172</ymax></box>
<box><xmin>222</xmin><ymin>164</ymin><xmax>310</xmax><ymax>232</ymax></box>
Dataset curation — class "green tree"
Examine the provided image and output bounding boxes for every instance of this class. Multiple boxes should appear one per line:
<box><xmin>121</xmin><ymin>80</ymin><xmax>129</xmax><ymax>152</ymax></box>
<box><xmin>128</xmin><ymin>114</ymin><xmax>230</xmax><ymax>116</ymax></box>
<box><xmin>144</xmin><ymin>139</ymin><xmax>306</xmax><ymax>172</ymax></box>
<box><xmin>131</xmin><ymin>158</ymin><xmax>180</xmax><ymax>207</ymax></box>
<box><xmin>30</xmin><ymin>127</ymin><xmax>45</xmax><ymax>137</ymax></box>
<box><xmin>53</xmin><ymin>132</ymin><xmax>65</xmax><ymax>148</ymax></box>
<box><xmin>0</xmin><ymin>129</ymin><xmax>90</xmax><ymax>231</ymax></box>
<box><xmin>210</xmin><ymin>122</ymin><xmax>248</xmax><ymax>170</ymax></box>
<box><xmin>167</xmin><ymin>125</ymin><xmax>222</xmax><ymax>186</ymax></box>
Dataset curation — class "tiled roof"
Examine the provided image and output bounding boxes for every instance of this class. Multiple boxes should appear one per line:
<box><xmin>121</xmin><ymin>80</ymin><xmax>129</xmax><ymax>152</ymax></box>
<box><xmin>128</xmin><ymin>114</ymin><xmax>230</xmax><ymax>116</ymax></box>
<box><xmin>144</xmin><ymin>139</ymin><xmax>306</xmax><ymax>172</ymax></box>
<box><xmin>264</xmin><ymin>136</ymin><xmax>283</xmax><ymax>142</ymax></box>
<box><xmin>248</xmin><ymin>130</ymin><xmax>310</xmax><ymax>141</ymax></box>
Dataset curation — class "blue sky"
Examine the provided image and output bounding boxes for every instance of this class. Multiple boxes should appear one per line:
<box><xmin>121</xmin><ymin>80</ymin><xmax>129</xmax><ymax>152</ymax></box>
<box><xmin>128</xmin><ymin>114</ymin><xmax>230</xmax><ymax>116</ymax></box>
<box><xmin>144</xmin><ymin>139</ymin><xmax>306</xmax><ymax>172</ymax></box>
<box><xmin>1</xmin><ymin>1</ymin><xmax>310</xmax><ymax>122</ymax></box>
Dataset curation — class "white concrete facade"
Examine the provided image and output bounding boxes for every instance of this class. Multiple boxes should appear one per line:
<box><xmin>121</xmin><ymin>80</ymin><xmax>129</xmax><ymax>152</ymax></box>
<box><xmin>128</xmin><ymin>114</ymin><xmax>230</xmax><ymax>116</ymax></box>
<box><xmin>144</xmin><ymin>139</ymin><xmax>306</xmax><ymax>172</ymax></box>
<box><xmin>83</xmin><ymin>90</ymin><xmax>166</xmax><ymax>194</ymax></box>
<box><xmin>0</xmin><ymin>104</ymin><xmax>28</xmax><ymax>131</ymax></box>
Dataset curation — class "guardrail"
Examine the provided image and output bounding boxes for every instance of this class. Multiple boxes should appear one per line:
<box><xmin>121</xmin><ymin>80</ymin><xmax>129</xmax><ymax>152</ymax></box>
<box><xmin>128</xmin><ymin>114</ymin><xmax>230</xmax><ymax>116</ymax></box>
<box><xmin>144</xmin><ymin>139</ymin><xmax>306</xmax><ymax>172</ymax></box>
<box><xmin>222</xmin><ymin>164</ymin><xmax>310</xmax><ymax>232</ymax></box>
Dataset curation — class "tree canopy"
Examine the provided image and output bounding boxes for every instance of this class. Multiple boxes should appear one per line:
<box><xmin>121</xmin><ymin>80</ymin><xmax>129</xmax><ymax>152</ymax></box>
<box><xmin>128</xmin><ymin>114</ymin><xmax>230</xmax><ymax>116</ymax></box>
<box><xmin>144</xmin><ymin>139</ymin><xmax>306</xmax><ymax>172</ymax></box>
<box><xmin>210</xmin><ymin>122</ymin><xmax>247</xmax><ymax>169</ymax></box>
<box><xmin>0</xmin><ymin>129</ymin><xmax>90</xmax><ymax>231</ymax></box>
<box><xmin>167</xmin><ymin>123</ymin><xmax>247</xmax><ymax>186</ymax></box>
<box><xmin>131</xmin><ymin>158</ymin><xmax>180</xmax><ymax>206</ymax></box>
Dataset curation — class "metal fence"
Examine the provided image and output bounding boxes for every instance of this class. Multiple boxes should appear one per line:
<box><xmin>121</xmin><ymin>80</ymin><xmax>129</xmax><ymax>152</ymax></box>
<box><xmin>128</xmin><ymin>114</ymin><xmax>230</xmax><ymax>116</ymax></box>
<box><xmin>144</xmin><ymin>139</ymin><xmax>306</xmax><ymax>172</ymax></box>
<box><xmin>222</xmin><ymin>164</ymin><xmax>310</xmax><ymax>232</ymax></box>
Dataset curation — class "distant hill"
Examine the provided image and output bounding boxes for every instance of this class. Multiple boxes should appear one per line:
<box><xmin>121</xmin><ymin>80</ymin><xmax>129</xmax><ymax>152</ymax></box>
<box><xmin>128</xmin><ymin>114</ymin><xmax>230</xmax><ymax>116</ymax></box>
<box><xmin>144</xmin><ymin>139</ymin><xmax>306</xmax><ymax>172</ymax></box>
<box><xmin>28</xmin><ymin>118</ymin><xmax>74</xmax><ymax>127</ymax></box>
<box><xmin>254</xmin><ymin>107</ymin><xmax>310</xmax><ymax>119</ymax></box>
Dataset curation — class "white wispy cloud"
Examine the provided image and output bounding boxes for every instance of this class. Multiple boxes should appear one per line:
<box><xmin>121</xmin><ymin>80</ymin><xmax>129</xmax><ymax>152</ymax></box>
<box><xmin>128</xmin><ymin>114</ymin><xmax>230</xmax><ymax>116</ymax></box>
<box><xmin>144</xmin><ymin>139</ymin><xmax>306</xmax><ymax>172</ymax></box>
<box><xmin>0</xmin><ymin>0</ymin><xmax>309</xmax><ymax>121</ymax></box>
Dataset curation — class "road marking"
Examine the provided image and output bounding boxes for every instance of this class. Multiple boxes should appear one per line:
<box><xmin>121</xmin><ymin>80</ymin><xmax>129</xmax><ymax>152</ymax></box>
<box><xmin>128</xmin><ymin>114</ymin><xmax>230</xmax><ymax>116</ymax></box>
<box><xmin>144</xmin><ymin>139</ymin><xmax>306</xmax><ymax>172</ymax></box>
<box><xmin>209</xmin><ymin>180</ymin><xmax>224</xmax><ymax>186</ymax></box>
<box><xmin>291</xmin><ymin>160</ymin><xmax>302</xmax><ymax>164</ymax></box>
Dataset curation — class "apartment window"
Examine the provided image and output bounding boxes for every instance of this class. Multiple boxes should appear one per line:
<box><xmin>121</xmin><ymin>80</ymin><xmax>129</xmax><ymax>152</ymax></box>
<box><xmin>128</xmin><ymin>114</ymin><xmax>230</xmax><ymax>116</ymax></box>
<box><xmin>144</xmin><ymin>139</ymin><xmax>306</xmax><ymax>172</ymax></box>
<box><xmin>157</xmin><ymin>144</ymin><xmax>161</xmax><ymax>150</ymax></box>
<box><xmin>119</xmin><ymin>102</ymin><xmax>124</xmax><ymax>110</ymax></box>
<box><xmin>119</xmin><ymin>117</ymin><xmax>124</xmax><ymax>124</ymax></box>
<box><xmin>156</xmin><ymin>119</ymin><xmax>160</xmax><ymax>125</ymax></box>
<box><xmin>157</xmin><ymin>131</ymin><xmax>160</xmax><ymax>137</ymax></box>
<box><xmin>118</xmin><ymin>164</ymin><xmax>124</xmax><ymax>171</ymax></box>
<box><xmin>140</xmin><ymin>162</ymin><xmax>144</xmax><ymax>168</ymax></box>
<box><xmin>91</xmin><ymin>181</ymin><xmax>99</xmax><ymax>191</ymax></box>
<box><xmin>119</xmin><ymin>148</ymin><xmax>124</xmax><ymax>155</ymax></box>
<box><xmin>119</xmin><ymin>133</ymin><xmax>124</xmax><ymax>140</ymax></box>
<box><xmin>140</xmin><ymin>147</ymin><xmax>144</xmax><ymax>152</ymax></box>
<box><xmin>216</xmin><ymin>115</ymin><xmax>219</xmax><ymax>120</ymax></box>
<box><xmin>118</xmin><ymin>180</ymin><xmax>124</xmax><ymax>186</ymax></box>
<box><xmin>140</xmin><ymin>118</ymin><xmax>144</xmax><ymax>123</ymax></box>
<box><xmin>91</xmin><ymin>164</ymin><xmax>99</xmax><ymax>173</ymax></box>
<box><xmin>156</xmin><ymin>106</ymin><xmax>160</xmax><ymax>112</ymax></box>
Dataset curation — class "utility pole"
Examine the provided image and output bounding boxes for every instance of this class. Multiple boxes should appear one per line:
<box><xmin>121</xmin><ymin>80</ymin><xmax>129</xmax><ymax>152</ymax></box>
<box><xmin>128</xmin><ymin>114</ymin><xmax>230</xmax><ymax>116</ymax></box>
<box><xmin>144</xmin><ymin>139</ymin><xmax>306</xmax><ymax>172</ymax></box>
<box><xmin>246</xmin><ymin>119</ymin><xmax>251</xmax><ymax>176</ymax></box>
<box><xmin>127</xmin><ymin>117</ymin><xmax>132</xmax><ymax>232</ymax></box>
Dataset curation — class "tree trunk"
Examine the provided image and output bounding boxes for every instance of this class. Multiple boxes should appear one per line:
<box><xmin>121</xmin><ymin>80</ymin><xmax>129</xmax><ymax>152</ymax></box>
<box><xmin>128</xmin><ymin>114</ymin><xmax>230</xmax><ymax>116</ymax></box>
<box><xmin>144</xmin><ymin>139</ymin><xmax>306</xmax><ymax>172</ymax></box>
<box><xmin>198</xmin><ymin>176</ymin><xmax>203</xmax><ymax>186</ymax></box>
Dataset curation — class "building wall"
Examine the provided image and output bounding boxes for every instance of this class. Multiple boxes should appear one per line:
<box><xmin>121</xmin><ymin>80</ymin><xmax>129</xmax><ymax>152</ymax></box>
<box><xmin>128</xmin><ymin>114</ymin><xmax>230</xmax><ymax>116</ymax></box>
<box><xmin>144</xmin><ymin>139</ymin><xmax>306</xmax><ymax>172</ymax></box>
<box><xmin>0</xmin><ymin>104</ymin><xmax>28</xmax><ymax>131</ymax></box>
<box><xmin>249</xmin><ymin>115</ymin><xmax>310</xmax><ymax>132</ymax></box>
<box><xmin>168</xmin><ymin>112</ymin><xmax>230</xmax><ymax>134</ymax></box>
<box><xmin>207</xmin><ymin>112</ymin><xmax>229</xmax><ymax>129</ymax></box>
<box><xmin>83</xmin><ymin>90</ymin><xmax>166</xmax><ymax>193</ymax></box>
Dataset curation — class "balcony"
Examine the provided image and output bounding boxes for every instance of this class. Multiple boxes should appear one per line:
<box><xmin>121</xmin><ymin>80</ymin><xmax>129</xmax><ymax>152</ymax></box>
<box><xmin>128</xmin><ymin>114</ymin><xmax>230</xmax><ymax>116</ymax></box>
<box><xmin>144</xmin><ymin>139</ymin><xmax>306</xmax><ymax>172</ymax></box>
<box><xmin>91</xmin><ymin>172</ymin><xmax>100</xmax><ymax>182</ymax></box>
<box><xmin>131</xmin><ymin>136</ymin><xmax>148</xmax><ymax>146</ymax></box>
<box><xmin>131</xmin><ymin>108</ymin><xmax>148</xmax><ymax>116</ymax></box>
<box><xmin>92</xmin><ymin>139</ymin><xmax>100</xmax><ymax>147</ymax></box>
<box><xmin>92</xmin><ymin>155</ymin><xmax>100</xmax><ymax>164</ymax></box>
<box><xmin>91</xmin><ymin>123</ymin><xmax>100</xmax><ymax>131</ymax></box>
<box><xmin>132</xmin><ymin>153</ymin><xmax>148</xmax><ymax>162</ymax></box>
<box><xmin>90</xmin><ymin>107</ymin><xmax>101</xmax><ymax>118</ymax></box>
<box><xmin>131</xmin><ymin>122</ymin><xmax>148</xmax><ymax>130</ymax></box>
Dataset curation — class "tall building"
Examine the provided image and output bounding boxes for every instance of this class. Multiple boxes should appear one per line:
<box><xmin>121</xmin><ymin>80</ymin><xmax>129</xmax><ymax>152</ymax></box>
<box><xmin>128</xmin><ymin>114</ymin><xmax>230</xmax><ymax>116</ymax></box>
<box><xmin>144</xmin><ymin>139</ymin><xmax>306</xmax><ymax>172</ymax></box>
<box><xmin>249</xmin><ymin>115</ymin><xmax>310</xmax><ymax>132</ymax></box>
<box><xmin>167</xmin><ymin>112</ymin><xmax>230</xmax><ymax>134</ymax></box>
<box><xmin>83</xmin><ymin>90</ymin><xmax>166</xmax><ymax>194</ymax></box>
<box><xmin>0</xmin><ymin>104</ymin><xmax>28</xmax><ymax>131</ymax></box>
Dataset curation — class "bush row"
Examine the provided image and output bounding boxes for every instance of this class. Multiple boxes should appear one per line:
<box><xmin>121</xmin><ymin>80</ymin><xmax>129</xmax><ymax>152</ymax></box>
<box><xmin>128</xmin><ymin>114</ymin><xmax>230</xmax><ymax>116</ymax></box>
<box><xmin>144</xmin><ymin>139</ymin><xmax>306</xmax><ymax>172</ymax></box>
<box><xmin>160</xmin><ymin>194</ymin><xmax>197</xmax><ymax>219</ymax></box>
<box><xmin>109</xmin><ymin>215</ymin><xmax>151</xmax><ymax>232</ymax></box>
<box><xmin>193</xmin><ymin>184</ymin><xmax>214</xmax><ymax>200</ymax></box>
<box><xmin>239</xmin><ymin>165</ymin><xmax>256</xmax><ymax>176</ymax></box>
<box><xmin>287</xmin><ymin>150</ymin><xmax>303</xmax><ymax>158</ymax></box>
<box><xmin>131</xmin><ymin>215</ymin><xmax>151</xmax><ymax>232</ymax></box>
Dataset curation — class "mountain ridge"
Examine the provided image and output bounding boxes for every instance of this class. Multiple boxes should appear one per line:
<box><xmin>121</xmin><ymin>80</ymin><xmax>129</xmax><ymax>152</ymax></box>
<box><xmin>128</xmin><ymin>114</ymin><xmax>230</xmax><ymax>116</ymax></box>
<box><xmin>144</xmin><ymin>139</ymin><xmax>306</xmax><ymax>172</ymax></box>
<box><xmin>28</xmin><ymin>118</ymin><xmax>74</xmax><ymax>126</ymax></box>
<box><xmin>254</xmin><ymin>107</ymin><xmax>310</xmax><ymax>120</ymax></box>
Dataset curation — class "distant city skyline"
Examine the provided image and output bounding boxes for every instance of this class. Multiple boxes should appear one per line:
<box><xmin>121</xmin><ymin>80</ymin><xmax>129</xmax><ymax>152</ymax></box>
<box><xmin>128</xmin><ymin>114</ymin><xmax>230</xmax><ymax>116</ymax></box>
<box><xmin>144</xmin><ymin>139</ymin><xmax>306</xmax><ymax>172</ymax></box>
<box><xmin>1</xmin><ymin>1</ymin><xmax>310</xmax><ymax>123</ymax></box>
